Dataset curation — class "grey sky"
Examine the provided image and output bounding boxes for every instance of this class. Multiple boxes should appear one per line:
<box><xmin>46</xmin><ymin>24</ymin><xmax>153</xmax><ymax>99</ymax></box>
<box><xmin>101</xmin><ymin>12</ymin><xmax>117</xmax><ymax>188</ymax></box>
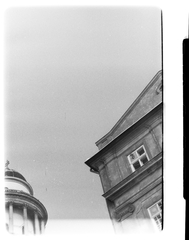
<box><xmin>4</xmin><ymin>6</ymin><xmax>161</xmax><ymax>231</ymax></box>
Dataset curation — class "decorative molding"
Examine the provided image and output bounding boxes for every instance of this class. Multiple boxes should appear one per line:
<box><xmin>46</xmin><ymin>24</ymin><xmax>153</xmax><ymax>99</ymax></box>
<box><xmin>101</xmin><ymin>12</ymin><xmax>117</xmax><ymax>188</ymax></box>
<box><xmin>102</xmin><ymin>152</ymin><xmax>162</xmax><ymax>201</ymax></box>
<box><xmin>5</xmin><ymin>189</ymin><xmax>20</xmax><ymax>193</ymax></box>
<box><xmin>114</xmin><ymin>203</ymin><xmax>135</xmax><ymax>222</ymax></box>
<box><xmin>5</xmin><ymin>190</ymin><xmax>48</xmax><ymax>223</ymax></box>
<box><xmin>121</xmin><ymin>176</ymin><xmax>162</xmax><ymax>209</ymax></box>
<box><xmin>5</xmin><ymin>176</ymin><xmax>34</xmax><ymax>195</ymax></box>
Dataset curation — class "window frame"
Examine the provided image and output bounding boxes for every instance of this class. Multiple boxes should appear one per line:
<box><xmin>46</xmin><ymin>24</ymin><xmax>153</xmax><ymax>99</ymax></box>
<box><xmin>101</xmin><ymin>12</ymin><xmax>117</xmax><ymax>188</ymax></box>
<box><xmin>147</xmin><ymin>199</ymin><xmax>162</xmax><ymax>230</ymax></box>
<box><xmin>127</xmin><ymin>145</ymin><xmax>149</xmax><ymax>172</ymax></box>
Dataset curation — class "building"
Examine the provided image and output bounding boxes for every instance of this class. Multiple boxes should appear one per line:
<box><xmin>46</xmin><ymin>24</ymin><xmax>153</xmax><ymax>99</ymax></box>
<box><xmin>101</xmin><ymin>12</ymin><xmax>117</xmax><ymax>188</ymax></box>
<box><xmin>5</xmin><ymin>160</ymin><xmax>48</xmax><ymax>235</ymax></box>
<box><xmin>85</xmin><ymin>70</ymin><xmax>163</xmax><ymax>233</ymax></box>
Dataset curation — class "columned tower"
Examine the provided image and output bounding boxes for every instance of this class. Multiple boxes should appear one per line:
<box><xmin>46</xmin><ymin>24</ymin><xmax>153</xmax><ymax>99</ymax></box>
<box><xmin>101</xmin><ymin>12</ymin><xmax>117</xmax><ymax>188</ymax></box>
<box><xmin>5</xmin><ymin>161</ymin><xmax>48</xmax><ymax>235</ymax></box>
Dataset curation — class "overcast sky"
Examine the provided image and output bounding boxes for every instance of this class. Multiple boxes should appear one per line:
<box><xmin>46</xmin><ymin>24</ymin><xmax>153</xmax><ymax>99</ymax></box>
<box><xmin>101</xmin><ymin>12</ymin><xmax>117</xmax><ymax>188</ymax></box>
<box><xmin>4</xmin><ymin>6</ymin><xmax>161</xmax><ymax>233</ymax></box>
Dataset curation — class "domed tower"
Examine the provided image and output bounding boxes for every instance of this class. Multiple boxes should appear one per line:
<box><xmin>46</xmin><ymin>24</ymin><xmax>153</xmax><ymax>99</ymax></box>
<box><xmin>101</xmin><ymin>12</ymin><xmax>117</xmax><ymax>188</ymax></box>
<box><xmin>5</xmin><ymin>160</ymin><xmax>48</xmax><ymax>235</ymax></box>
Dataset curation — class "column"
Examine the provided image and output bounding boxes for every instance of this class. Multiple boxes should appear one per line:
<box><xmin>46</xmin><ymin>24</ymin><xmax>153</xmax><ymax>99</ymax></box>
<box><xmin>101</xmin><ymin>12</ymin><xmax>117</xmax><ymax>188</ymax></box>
<box><xmin>23</xmin><ymin>205</ymin><xmax>28</xmax><ymax>234</ymax></box>
<box><xmin>40</xmin><ymin>220</ymin><xmax>45</xmax><ymax>234</ymax></box>
<box><xmin>8</xmin><ymin>202</ymin><xmax>13</xmax><ymax>234</ymax></box>
<box><xmin>34</xmin><ymin>211</ymin><xmax>39</xmax><ymax>234</ymax></box>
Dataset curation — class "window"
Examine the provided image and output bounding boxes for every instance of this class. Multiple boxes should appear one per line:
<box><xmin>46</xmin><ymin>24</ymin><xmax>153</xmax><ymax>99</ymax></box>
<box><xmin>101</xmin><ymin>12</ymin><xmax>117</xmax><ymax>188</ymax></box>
<box><xmin>128</xmin><ymin>145</ymin><xmax>149</xmax><ymax>172</ymax></box>
<box><xmin>148</xmin><ymin>199</ymin><xmax>162</xmax><ymax>230</ymax></box>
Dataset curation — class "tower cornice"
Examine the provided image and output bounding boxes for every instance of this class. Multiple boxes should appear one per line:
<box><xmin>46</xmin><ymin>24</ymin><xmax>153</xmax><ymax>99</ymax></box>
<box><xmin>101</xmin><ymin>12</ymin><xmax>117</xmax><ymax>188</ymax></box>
<box><xmin>5</xmin><ymin>189</ymin><xmax>48</xmax><ymax>224</ymax></box>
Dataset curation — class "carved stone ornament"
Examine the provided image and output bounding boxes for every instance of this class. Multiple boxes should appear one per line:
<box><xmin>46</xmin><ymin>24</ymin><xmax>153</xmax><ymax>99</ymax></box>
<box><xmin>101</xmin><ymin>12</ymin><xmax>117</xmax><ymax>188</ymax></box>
<box><xmin>5</xmin><ymin>160</ymin><xmax>10</xmax><ymax>169</ymax></box>
<box><xmin>128</xmin><ymin>204</ymin><xmax>135</xmax><ymax>213</ymax></box>
<box><xmin>114</xmin><ymin>203</ymin><xmax>135</xmax><ymax>222</ymax></box>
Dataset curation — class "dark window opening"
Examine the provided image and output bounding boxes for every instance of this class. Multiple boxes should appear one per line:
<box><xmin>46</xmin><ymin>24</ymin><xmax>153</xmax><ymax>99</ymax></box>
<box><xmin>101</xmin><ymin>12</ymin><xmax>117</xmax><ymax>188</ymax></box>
<box><xmin>141</xmin><ymin>155</ymin><xmax>148</xmax><ymax>164</ymax></box>
<box><xmin>133</xmin><ymin>161</ymin><xmax>141</xmax><ymax>170</ymax></box>
<box><xmin>137</xmin><ymin>147</ymin><xmax>145</xmax><ymax>156</ymax></box>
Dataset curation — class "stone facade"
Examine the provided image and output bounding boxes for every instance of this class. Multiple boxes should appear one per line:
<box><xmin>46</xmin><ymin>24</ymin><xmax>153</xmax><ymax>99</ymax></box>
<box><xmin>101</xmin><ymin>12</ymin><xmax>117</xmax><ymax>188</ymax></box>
<box><xmin>85</xmin><ymin>70</ymin><xmax>163</xmax><ymax>233</ymax></box>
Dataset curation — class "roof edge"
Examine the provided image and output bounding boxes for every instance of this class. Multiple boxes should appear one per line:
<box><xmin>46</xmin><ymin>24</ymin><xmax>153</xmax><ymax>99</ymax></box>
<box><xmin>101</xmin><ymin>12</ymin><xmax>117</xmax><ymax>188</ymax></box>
<box><xmin>95</xmin><ymin>70</ymin><xmax>162</xmax><ymax>146</ymax></box>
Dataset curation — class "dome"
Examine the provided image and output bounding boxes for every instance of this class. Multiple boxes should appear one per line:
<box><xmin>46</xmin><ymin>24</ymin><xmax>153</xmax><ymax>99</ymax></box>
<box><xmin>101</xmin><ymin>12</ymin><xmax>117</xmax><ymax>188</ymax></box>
<box><xmin>5</xmin><ymin>160</ymin><xmax>33</xmax><ymax>196</ymax></box>
<box><xmin>5</xmin><ymin>169</ymin><xmax>27</xmax><ymax>182</ymax></box>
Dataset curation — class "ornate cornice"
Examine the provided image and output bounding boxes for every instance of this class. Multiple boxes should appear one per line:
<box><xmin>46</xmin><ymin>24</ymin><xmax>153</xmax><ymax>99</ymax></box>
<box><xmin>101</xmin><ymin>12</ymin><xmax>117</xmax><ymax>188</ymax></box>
<box><xmin>5</xmin><ymin>189</ymin><xmax>48</xmax><ymax>224</ymax></box>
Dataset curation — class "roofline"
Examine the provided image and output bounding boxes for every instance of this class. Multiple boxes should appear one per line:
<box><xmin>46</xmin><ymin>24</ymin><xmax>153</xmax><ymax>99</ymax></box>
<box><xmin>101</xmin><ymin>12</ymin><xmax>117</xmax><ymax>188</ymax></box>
<box><xmin>85</xmin><ymin>102</ymin><xmax>162</xmax><ymax>171</ymax></box>
<box><xmin>95</xmin><ymin>70</ymin><xmax>162</xmax><ymax>146</ymax></box>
